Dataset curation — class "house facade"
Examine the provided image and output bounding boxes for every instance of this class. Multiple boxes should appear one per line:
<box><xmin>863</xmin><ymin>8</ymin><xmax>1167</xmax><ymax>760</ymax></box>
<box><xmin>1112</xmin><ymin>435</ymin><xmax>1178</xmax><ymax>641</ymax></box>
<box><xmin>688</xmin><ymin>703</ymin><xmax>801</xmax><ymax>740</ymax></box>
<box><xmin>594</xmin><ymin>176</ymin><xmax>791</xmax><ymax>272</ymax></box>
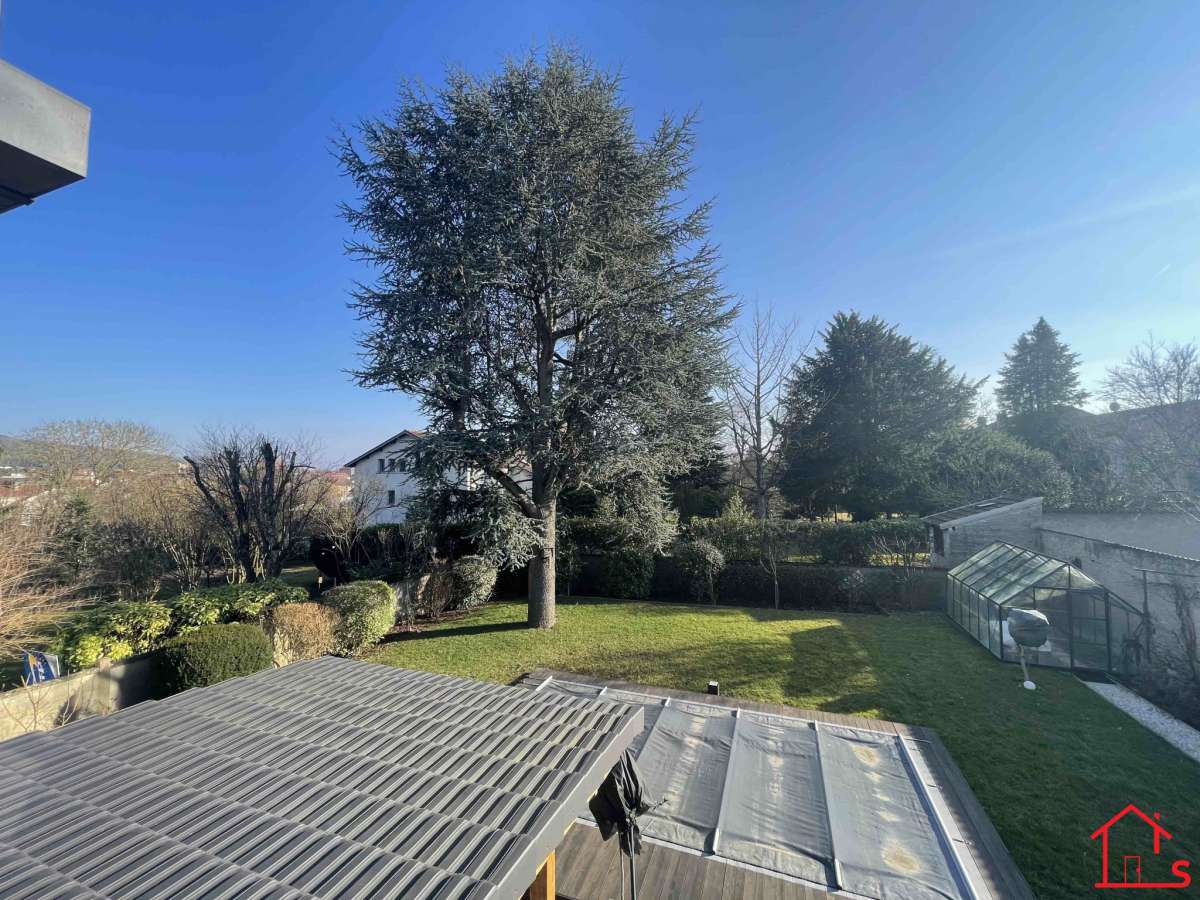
<box><xmin>345</xmin><ymin>430</ymin><xmax>430</xmax><ymax>525</ymax></box>
<box><xmin>346</xmin><ymin>430</ymin><xmax>533</xmax><ymax>526</ymax></box>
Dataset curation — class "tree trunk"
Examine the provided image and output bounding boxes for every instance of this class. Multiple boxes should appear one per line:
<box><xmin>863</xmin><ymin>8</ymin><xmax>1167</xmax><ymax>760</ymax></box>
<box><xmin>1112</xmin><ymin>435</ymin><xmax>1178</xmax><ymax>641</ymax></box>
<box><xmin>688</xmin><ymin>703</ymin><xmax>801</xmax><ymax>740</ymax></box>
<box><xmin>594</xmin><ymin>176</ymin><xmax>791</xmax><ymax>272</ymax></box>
<box><xmin>527</xmin><ymin>499</ymin><xmax>557</xmax><ymax>629</ymax></box>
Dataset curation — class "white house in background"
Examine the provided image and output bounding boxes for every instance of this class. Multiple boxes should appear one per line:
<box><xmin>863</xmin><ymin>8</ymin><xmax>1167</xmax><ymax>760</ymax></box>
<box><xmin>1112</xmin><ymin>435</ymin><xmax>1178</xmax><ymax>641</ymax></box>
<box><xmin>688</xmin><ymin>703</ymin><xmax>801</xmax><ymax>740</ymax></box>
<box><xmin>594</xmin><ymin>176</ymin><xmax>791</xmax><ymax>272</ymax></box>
<box><xmin>346</xmin><ymin>430</ymin><xmax>533</xmax><ymax>526</ymax></box>
<box><xmin>345</xmin><ymin>430</ymin><xmax>430</xmax><ymax>525</ymax></box>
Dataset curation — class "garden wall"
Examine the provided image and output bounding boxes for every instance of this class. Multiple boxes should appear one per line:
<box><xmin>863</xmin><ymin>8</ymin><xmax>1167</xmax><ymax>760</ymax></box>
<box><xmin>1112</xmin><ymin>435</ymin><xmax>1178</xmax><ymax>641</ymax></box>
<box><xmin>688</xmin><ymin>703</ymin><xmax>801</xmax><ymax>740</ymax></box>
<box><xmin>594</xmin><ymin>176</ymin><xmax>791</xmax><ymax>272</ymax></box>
<box><xmin>0</xmin><ymin>655</ymin><xmax>154</xmax><ymax>742</ymax></box>
<box><xmin>1039</xmin><ymin>527</ymin><xmax>1200</xmax><ymax>664</ymax></box>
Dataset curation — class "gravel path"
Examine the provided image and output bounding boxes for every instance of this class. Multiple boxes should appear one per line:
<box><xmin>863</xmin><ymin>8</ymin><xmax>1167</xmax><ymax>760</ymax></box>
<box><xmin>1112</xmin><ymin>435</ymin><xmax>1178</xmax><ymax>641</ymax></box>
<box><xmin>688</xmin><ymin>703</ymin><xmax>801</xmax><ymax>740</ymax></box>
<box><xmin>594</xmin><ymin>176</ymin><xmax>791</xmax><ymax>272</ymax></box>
<box><xmin>1083</xmin><ymin>679</ymin><xmax>1200</xmax><ymax>765</ymax></box>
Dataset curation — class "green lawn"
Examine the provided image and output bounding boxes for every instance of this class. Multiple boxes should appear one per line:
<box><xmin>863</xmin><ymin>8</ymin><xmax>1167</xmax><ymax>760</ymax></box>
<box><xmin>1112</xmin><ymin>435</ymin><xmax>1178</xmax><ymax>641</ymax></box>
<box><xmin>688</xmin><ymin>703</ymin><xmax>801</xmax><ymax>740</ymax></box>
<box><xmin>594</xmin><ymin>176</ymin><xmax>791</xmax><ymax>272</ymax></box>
<box><xmin>369</xmin><ymin>598</ymin><xmax>1200</xmax><ymax>900</ymax></box>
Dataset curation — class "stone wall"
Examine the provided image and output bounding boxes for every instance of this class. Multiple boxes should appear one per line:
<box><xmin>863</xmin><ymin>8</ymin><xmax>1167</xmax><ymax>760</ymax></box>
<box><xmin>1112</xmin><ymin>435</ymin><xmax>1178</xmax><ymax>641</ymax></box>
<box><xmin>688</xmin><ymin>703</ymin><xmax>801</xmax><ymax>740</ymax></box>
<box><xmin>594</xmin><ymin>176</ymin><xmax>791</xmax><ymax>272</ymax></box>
<box><xmin>1038</xmin><ymin>527</ymin><xmax>1200</xmax><ymax>663</ymax></box>
<box><xmin>933</xmin><ymin>500</ymin><xmax>1043</xmax><ymax>568</ymax></box>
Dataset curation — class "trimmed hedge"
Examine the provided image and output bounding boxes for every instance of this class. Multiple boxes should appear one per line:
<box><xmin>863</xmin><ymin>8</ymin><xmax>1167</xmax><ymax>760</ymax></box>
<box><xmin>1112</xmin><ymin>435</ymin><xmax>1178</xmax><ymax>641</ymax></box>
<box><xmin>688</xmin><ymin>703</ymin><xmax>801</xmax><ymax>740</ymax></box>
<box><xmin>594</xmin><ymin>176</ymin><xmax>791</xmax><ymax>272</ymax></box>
<box><xmin>155</xmin><ymin>623</ymin><xmax>273</xmax><ymax>694</ymax></box>
<box><xmin>711</xmin><ymin>561</ymin><xmax>942</xmax><ymax>610</ymax></box>
<box><xmin>265</xmin><ymin>602</ymin><xmax>341</xmax><ymax>667</ymax></box>
<box><xmin>62</xmin><ymin>601</ymin><xmax>173</xmax><ymax>669</ymax></box>
<box><xmin>451</xmin><ymin>555</ymin><xmax>498</xmax><ymax>609</ymax></box>
<box><xmin>321</xmin><ymin>580</ymin><xmax>396</xmax><ymax>656</ymax></box>
<box><xmin>597</xmin><ymin>549</ymin><xmax>654</xmax><ymax>600</ymax></box>
<box><xmin>673</xmin><ymin>538</ymin><xmax>725</xmax><ymax>604</ymax></box>
<box><xmin>808</xmin><ymin>520</ymin><xmax>925</xmax><ymax>566</ymax></box>
<box><xmin>686</xmin><ymin>513</ymin><xmax>926</xmax><ymax>567</ymax></box>
<box><xmin>171</xmin><ymin>578</ymin><xmax>307</xmax><ymax>634</ymax></box>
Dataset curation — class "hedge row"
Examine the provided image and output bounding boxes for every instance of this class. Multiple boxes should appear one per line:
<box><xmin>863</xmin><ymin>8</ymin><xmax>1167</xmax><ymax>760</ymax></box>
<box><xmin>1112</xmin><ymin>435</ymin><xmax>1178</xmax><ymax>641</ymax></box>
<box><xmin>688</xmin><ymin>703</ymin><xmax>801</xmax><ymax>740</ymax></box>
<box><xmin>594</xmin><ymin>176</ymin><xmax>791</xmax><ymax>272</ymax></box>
<box><xmin>565</xmin><ymin>554</ymin><xmax>944</xmax><ymax>611</ymax></box>
<box><xmin>60</xmin><ymin>578</ymin><xmax>307</xmax><ymax>669</ymax></box>
<box><xmin>686</xmin><ymin>516</ymin><xmax>926</xmax><ymax>566</ymax></box>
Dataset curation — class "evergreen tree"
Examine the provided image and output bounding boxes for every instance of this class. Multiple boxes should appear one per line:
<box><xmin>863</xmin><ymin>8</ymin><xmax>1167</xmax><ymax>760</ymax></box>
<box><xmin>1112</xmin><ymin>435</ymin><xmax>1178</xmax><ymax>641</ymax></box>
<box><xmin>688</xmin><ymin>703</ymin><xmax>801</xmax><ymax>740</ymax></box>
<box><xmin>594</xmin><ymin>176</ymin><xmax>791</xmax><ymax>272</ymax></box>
<box><xmin>779</xmin><ymin>312</ymin><xmax>979</xmax><ymax>520</ymax></box>
<box><xmin>338</xmin><ymin>48</ymin><xmax>732</xmax><ymax>628</ymax></box>
<box><xmin>996</xmin><ymin>317</ymin><xmax>1088</xmax><ymax>416</ymax></box>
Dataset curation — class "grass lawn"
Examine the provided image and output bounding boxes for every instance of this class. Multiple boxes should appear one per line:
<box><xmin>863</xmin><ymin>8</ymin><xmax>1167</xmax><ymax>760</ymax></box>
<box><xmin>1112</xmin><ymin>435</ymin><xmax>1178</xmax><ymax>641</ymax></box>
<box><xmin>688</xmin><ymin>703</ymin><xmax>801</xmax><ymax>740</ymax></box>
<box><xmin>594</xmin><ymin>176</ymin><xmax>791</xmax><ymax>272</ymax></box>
<box><xmin>369</xmin><ymin>598</ymin><xmax>1200</xmax><ymax>900</ymax></box>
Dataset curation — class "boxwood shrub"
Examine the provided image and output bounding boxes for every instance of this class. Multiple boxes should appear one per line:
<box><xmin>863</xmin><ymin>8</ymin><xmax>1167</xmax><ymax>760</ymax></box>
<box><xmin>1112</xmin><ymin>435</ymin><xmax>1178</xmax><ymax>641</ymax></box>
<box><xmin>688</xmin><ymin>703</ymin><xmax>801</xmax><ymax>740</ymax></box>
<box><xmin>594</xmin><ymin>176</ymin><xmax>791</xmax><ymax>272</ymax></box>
<box><xmin>320</xmin><ymin>580</ymin><xmax>396</xmax><ymax>656</ymax></box>
<box><xmin>155</xmin><ymin>623</ymin><xmax>273</xmax><ymax>694</ymax></box>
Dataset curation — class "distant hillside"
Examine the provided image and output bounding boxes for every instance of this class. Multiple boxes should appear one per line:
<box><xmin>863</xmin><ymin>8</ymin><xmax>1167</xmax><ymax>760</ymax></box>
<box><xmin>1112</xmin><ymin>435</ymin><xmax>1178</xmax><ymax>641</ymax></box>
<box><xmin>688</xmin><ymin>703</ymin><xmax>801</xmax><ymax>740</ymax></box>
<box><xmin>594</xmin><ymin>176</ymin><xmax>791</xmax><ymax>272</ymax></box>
<box><xmin>0</xmin><ymin>434</ymin><xmax>46</xmax><ymax>469</ymax></box>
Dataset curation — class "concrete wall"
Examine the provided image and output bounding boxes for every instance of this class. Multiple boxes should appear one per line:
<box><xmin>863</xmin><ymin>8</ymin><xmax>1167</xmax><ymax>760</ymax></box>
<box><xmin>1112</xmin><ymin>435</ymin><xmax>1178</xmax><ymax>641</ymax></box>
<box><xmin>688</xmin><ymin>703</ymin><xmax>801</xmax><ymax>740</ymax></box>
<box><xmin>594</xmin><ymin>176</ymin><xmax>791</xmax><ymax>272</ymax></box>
<box><xmin>931</xmin><ymin>499</ymin><xmax>1043</xmax><ymax>569</ymax></box>
<box><xmin>0</xmin><ymin>655</ymin><xmax>154</xmax><ymax>743</ymax></box>
<box><xmin>0</xmin><ymin>60</ymin><xmax>90</xmax><ymax>208</ymax></box>
<box><xmin>1038</xmin><ymin>527</ymin><xmax>1200</xmax><ymax>662</ymax></box>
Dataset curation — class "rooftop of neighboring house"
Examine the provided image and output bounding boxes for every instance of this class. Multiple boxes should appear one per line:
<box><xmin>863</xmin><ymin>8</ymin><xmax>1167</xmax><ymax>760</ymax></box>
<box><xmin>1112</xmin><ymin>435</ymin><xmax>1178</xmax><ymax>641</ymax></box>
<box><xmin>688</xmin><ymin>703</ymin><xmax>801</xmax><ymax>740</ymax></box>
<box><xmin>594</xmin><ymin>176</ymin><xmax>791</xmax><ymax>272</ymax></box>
<box><xmin>344</xmin><ymin>429</ymin><xmax>428</xmax><ymax>469</ymax></box>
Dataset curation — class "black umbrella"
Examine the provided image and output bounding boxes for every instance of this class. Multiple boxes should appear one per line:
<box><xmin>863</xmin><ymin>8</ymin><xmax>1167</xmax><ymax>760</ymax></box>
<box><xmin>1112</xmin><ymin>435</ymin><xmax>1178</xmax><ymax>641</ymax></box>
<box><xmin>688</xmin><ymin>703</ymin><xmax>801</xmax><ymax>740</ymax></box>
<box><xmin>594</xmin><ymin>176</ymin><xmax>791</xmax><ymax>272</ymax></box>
<box><xmin>589</xmin><ymin>750</ymin><xmax>658</xmax><ymax>900</ymax></box>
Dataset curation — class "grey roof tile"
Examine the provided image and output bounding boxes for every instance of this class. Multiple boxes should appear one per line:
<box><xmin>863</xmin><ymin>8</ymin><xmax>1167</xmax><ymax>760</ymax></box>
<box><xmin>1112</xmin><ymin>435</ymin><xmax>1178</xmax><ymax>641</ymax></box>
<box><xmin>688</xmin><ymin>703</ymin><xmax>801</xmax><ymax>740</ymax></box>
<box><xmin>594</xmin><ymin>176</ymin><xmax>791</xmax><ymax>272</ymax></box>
<box><xmin>0</xmin><ymin>658</ymin><xmax>641</xmax><ymax>899</ymax></box>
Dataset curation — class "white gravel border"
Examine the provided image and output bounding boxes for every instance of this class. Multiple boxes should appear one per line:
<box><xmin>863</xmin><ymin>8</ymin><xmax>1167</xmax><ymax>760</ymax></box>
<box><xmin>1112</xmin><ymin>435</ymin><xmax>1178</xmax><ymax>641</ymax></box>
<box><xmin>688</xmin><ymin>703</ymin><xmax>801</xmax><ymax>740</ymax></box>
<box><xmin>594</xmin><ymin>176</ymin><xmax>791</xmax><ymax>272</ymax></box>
<box><xmin>1082</xmin><ymin>679</ymin><xmax>1200</xmax><ymax>765</ymax></box>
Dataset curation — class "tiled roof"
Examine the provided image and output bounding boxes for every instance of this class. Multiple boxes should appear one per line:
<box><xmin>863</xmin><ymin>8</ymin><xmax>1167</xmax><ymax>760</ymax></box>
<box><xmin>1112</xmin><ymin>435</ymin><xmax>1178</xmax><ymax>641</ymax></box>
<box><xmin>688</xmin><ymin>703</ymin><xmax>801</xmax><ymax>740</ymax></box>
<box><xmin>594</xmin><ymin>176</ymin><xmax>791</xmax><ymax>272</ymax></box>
<box><xmin>0</xmin><ymin>657</ymin><xmax>642</xmax><ymax>899</ymax></box>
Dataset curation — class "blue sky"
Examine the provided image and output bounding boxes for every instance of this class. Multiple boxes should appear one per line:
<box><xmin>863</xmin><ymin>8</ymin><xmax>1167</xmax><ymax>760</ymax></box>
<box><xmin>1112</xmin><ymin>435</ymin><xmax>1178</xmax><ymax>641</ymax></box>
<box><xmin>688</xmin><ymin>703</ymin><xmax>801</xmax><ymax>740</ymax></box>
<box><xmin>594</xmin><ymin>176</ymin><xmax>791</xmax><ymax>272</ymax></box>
<box><xmin>3</xmin><ymin>1</ymin><xmax>1199</xmax><ymax>465</ymax></box>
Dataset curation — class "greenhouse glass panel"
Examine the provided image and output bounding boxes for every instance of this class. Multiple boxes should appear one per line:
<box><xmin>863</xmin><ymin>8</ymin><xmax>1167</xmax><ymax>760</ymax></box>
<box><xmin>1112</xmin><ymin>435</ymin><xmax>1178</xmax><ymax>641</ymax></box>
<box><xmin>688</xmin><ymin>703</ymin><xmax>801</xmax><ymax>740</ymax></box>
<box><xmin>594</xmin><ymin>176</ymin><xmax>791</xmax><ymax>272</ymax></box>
<box><xmin>945</xmin><ymin>542</ymin><xmax>1147</xmax><ymax>675</ymax></box>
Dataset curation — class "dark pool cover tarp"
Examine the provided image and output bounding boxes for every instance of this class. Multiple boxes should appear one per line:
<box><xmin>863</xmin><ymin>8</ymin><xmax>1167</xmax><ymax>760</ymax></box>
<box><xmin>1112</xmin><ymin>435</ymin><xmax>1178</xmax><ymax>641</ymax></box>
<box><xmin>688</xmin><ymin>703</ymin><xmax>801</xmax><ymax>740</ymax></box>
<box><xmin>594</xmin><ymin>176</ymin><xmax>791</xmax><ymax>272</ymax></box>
<box><xmin>545</xmin><ymin>682</ymin><xmax>969</xmax><ymax>900</ymax></box>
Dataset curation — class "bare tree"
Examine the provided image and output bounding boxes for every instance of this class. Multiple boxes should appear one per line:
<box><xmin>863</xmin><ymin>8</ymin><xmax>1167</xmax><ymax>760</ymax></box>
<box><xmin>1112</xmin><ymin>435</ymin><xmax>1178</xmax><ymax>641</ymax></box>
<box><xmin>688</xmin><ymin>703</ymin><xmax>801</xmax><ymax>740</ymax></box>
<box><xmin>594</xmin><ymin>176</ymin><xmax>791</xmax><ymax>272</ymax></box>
<box><xmin>184</xmin><ymin>430</ymin><xmax>331</xmax><ymax>582</ymax></box>
<box><xmin>870</xmin><ymin>528</ymin><xmax>928</xmax><ymax>609</ymax></box>
<box><xmin>0</xmin><ymin>516</ymin><xmax>78</xmax><ymax>661</ymax></box>
<box><xmin>137</xmin><ymin>476</ymin><xmax>223</xmax><ymax>591</ymax></box>
<box><xmin>317</xmin><ymin>477</ymin><xmax>385</xmax><ymax>568</ymax></box>
<box><xmin>726</xmin><ymin>304</ymin><xmax>806</xmax><ymax>518</ymax></box>
<box><xmin>1102</xmin><ymin>335</ymin><xmax>1200</xmax><ymax>521</ymax></box>
<box><xmin>24</xmin><ymin>419</ymin><xmax>170</xmax><ymax>488</ymax></box>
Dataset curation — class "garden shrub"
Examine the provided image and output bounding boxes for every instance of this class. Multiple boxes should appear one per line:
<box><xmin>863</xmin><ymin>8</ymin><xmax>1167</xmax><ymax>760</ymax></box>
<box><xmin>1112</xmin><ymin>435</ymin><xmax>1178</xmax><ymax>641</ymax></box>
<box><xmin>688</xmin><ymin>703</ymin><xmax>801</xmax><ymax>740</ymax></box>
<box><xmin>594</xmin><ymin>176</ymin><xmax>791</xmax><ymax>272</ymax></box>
<box><xmin>451</xmin><ymin>555</ymin><xmax>497</xmax><ymax>609</ymax></box>
<box><xmin>597</xmin><ymin>549</ymin><xmax>654</xmax><ymax>600</ymax></box>
<box><xmin>673</xmin><ymin>538</ymin><xmax>725</xmax><ymax>604</ymax></box>
<box><xmin>170</xmin><ymin>590</ymin><xmax>224</xmax><ymax>633</ymax></box>
<box><xmin>265</xmin><ymin>602</ymin><xmax>341</xmax><ymax>666</ymax></box>
<box><xmin>63</xmin><ymin>633</ymin><xmax>133</xmax><ymax>669</ymax></box>
<box><xmin>155</xmin><ymin>623</ymin><xmax>273</xmax><ymax>694</ymax></box>
<box><xmin>810</xmin><ymin>520</ymin><xmax>925</xmax><ymax>566</ymax></box>
<box><xmin>321</xmin><ymin>580</ymin><xmax>396</xmax><ymax>656</ymax></box>
<box><xmin>416</xmin><ymin>563</ymin><xmax>454</xmax><ymax>620</ymax></box>
<box><xmin>62</xmin><ymin>600</ymin><xmax>172</xmax><ymax>669</ymax></box>
<box><xmin>170</xmin><ymin>578</ymin><xmax>306</xmax><ymax>634</ymax></box>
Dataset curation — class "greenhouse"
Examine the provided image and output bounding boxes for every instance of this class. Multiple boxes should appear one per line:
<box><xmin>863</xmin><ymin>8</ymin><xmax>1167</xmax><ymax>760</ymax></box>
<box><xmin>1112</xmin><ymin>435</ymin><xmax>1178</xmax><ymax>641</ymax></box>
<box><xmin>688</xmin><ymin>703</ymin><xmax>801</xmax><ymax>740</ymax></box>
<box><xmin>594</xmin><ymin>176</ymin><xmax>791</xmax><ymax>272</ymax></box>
<box><xmin>947</xmin><ymin>542</ymin><xmax>1147</xmax><ymax>674</ymax></box>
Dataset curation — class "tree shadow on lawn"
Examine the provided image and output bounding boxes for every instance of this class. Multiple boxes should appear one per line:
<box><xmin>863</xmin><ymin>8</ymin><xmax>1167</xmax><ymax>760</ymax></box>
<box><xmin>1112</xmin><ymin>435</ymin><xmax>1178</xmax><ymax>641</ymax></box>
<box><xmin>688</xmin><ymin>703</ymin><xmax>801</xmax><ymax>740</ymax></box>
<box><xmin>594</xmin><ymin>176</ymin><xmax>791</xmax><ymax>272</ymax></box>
<box><xmin>381</xmin><ymin>620</ymin><xmax>528</xmax><ymax>643</ymax></box>
<box><xmin>558</xmin><ymin>636</ymin><xmax>801</xmax><ymax>701</ymax></box>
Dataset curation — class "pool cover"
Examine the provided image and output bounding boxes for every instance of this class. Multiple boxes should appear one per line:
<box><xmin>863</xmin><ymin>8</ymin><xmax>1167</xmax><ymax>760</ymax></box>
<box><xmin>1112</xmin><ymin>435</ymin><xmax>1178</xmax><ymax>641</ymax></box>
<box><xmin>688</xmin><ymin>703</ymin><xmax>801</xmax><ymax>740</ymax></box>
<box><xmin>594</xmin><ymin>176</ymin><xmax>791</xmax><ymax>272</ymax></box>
<box><xmin>539</xmin><ymin>678</ymin><xmax>975</xmax><ymax>900</ymax></box>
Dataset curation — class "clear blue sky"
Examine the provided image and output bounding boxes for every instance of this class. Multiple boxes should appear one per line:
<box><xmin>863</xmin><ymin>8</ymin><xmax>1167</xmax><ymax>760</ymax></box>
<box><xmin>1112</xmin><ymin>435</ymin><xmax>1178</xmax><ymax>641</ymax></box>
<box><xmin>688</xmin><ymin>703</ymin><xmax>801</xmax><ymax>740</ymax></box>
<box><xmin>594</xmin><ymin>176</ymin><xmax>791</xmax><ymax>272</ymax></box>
<box><xmin>4</xmin><ymin>1</ymin><xmax>1199</xmax><ymax>465</ymax></box>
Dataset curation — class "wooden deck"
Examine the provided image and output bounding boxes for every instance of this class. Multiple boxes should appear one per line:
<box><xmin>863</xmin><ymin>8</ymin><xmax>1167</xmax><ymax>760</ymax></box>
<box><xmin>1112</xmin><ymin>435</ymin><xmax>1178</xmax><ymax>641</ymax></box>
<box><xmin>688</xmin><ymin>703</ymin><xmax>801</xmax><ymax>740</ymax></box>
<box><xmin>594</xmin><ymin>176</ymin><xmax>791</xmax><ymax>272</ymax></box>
<box><xmin>515</xmin><ymin>669</ymin><xmax>1035</xmax><ymax>900</ymax></box>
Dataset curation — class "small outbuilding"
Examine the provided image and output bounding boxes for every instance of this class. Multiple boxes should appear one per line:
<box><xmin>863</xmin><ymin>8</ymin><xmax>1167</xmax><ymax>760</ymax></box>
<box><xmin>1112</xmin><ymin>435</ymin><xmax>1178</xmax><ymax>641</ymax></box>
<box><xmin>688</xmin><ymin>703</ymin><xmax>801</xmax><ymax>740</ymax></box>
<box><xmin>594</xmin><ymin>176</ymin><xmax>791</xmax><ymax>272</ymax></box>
<box><xmin>947</xmin><ymin>541</ymin><xmax>1146</xmax><ymax>674</ymax></box>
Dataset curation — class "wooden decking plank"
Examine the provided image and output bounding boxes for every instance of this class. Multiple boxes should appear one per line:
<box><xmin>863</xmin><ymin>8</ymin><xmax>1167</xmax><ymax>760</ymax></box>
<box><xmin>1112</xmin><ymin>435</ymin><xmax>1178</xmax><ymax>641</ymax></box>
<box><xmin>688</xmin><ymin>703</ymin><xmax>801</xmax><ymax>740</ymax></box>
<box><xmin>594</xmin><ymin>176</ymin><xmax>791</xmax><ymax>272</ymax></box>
<box><xmin>917</xmin><ymin>732</ymin><xmax>1036</xmax><ymax>900</ymax></box>
<box><xmin>694</xmin><ymin>854</ymin><xmax>731</xmax><ymax>900</ymax></box>
<box><xmin>564</xmin><ymin>826</ymin><xmax>621</xmax><ymax>899</ymax></box>
<box><xmin>638</xmin><ymin>841</ymin><xmax>686</xmax><ymax>900</ymax></box>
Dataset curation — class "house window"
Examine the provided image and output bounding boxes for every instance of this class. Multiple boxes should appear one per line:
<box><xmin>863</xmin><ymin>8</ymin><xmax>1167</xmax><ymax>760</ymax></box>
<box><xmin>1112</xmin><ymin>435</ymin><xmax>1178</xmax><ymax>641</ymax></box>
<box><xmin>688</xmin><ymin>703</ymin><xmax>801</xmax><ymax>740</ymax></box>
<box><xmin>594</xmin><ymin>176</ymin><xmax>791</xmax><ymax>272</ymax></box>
<box><xmin>387</xmin><ymin>490</ymin><xmax>396</xmax><ymax>506</ymax></box>
<box><xmin>378</xmin><ymin>459</ymin><xmax>385</xmax><ymax>473</ymax></box>
<box><xmin>932</xmin><ymin>526</ymin><xmax>945</xmax><ymax>556</ymax></box>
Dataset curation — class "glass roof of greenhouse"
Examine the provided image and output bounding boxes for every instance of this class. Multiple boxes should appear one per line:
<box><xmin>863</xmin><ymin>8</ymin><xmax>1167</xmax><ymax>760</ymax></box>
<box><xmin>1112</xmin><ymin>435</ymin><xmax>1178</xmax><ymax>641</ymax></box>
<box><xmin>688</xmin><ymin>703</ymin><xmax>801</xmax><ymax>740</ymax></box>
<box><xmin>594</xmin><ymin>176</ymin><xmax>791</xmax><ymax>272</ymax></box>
<box><xmin>948</xmin><ymin>542</ymin><xmax>1140</xmax><ymax>611</ymax></box>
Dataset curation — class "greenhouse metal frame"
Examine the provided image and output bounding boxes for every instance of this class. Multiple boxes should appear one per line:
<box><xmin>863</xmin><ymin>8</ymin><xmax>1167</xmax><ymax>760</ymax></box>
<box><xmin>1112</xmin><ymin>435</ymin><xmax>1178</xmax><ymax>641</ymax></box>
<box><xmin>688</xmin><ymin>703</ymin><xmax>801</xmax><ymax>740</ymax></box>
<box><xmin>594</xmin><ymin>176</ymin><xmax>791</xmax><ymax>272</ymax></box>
<box><xmin>946</xmin><ymin>541</ymin><xmax>1147</xmax><ymax>674</ymax></box>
